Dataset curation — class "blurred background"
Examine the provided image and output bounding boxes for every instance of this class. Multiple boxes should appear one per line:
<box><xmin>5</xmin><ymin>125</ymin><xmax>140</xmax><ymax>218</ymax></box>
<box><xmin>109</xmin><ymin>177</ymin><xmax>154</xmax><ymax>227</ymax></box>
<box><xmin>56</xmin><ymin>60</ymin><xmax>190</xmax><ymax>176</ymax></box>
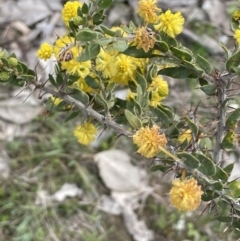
<box><xmin>0</xmin><ymin>0</ymin><xmax>239</xmax><ymax>240</ymax></box>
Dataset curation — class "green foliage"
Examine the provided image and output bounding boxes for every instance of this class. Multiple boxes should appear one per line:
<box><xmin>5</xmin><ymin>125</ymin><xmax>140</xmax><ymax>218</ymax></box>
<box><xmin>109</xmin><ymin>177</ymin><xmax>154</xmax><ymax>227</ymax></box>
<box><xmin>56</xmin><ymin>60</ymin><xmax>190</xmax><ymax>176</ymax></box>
<box><xmin>2</xmin><ymin>0</ymin><xmax>240</xmax><ymax>236</ymax></box>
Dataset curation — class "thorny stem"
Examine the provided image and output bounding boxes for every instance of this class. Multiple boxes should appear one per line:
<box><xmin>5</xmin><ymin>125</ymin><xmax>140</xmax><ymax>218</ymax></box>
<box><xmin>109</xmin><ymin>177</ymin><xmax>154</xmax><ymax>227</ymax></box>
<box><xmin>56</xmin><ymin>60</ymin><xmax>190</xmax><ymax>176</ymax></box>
<box><xmin>42</xmin><ymin>86</ymin><xmax>132</xmax><ymax>137</ymax></box>
<box><xmin>213</xmin><ymin>75</ymin><xmax>227</xmax><ymax>164</ymax></box>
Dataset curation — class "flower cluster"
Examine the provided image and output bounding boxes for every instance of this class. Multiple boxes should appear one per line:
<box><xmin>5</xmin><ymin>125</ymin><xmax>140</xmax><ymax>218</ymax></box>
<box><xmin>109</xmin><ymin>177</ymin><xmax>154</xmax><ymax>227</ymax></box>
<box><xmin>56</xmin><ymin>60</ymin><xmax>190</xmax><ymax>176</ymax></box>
<box><xmin>133</xmin><ymin>125</ymin><xmax>167</xmax><ymax>158</ymax></box>
<box><xmin>62</xmin><ymin>1</ymin><xmax>83</xmax><ymax>26</ymax></box>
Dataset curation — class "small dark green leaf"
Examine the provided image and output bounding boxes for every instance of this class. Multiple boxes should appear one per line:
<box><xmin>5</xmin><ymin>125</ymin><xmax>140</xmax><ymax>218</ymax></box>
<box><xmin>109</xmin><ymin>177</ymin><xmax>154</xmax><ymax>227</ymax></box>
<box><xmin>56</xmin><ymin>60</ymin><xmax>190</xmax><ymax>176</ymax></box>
<box><xmin>217</xmin><ymin>216</ymin><xmax>232</xmax><ymax>222</ymax></box>
<box><xmin>210</xmin><ymin>180</ymin><xmax>223</xmax><ymax>191</ymax></box>
<box><xmin>48</xmin><ymin>74</ymin><xmax>58</xmax><ymax>87</ymax></box>
<box><xmin>177</xmin><ymin>152</ymin><xmax>200</xmax><ymax>168</ymax></box>
<box><xmin>223</xmin><ymin>162</ymin><xmax>234</xmax><ymax>175</ymax></box>
<box><xmin>222</xmin><ymin>131</ymin><xmax>234</xmax><ymax>149</ymax></box>
<box><xmin>196</xmin><ymin>54</ymin><xmax>212</xmax><ymax>74</ymax></box>
<box><xmin>213</xmin><ymin>166</ymin><xmax>228</xmax><ymax>182</ymax></box>
<box><xmin>154</xmin><ymin>41</ymin><xmax>169</xmax><ymax>53</ymax></box>
<box><xmin>158</xmin><ymin>32</ymin><xmax>177</xmax><ymax>47</ymax></box>
<box><xmin>64</xmin><ymin>111</ymin><xmax>79</xmax><ymax>122</ymax></box>
<box><xmin>77</xmin><ymin>44</ymin><xmax>100</xmax><ymax>62</ymax></box>
<box><xmin>85</xmin><ymin>75</ymin><xmax>99</xmax><ymax>89</ymax></box>
<box><xmin>122</xmin><ymin>46</ymin><xmax>152</xmax><ymax>58</ymax></box>
<box><xmin>56</xmin><ymin>73</ymin><xmax>64</xmax><ymax>85</ymax></box>
<box><xmin>75</xmin><ymin>28</ymin><xmax>104</xmax><ymax>42</ymax></box>
<box><xmin>125</xmin><ymin>109</ymin><xmax>142</xmax><ymax>129</ymax></box>
<box><xmin>158</xmin><ymin>66</ymin><xmax>191</xmax><ymax>79</ymax></box>
<box><xmin>18</xmin><ymin>61</ymin><xmax>28</xmax><ymax>73</ymax></box>
<box><xmin>98</xmin><ymin>0</ymin><xmax>114</xmax><ymax>9</ymax></box>
<box><xmin>226</xmin><ymin>50</ymin><xmax>240</xmax><ymax>73</ymax></box>
<box><xmin>149</xmin><ymin>165</ymin><xmax>171</xmax><ymax>173</ymax></box>
<box><xmin>195</xmin><ymin>153</ymin><xmax>216</xmax><ymax>176</ymax></box>
<box><xmin>82</xmin><ymin>3</ymin><xmax>89</xmax><ymax>14</ymax></box>
<box><xmin>185</xmin><ymin>117</ymin><xmax>198</xmax><ymax>138</ymax></box>
<box><xmin>200</xmin><ymin>84</ymin><xmax>217</xmax><ymax>96</ymax></box>
<box><xmin>181</xmin><ymin>60</ymin><xmax>204</xmax><ymax>76</ymax></box>
<box><xmin>149</xmin><ymin>106</ymin><xmax>172</xmax><ymax>128</ymax></box>
<box><xmin>77</xmin><ymin>6</ymin><xmax>83</xmax><ymax>17</ymax></box>
<box><xmin>171</xmin><ymin>46</ymin><xmax>192</xmax><ymax>61</ymax></box>
<box><xmin>100</xmin><ymin>25</ymin><xmax>120</xmax><ymax>37</ymax></box>
<box><xmin>201</xmin><ymin>190</ymin><xmax>219</xmax><ymax>201</ymax></box>
<box><xmin>69</xmin><ymin>88</ymin><xmax>89</xmax><ymax>105</ymax></box>
<box><xmin>220</xmin><ymin>42</ymin><xmax>230</xmax><ymax>60</ymax></box>
<box><xmin>226</xmin><ymin>108</ymin><xmax>240</xmax><ymax>129</ymax></box>
<box><xmin>95</xmin><ymin>94</ymin><xmax>109</xmax><ymax>110</ymax></box>
<box><xmin>93</xmin><ymin>12</ymin><xmax>103</xmax><ymax>23</ymax></box>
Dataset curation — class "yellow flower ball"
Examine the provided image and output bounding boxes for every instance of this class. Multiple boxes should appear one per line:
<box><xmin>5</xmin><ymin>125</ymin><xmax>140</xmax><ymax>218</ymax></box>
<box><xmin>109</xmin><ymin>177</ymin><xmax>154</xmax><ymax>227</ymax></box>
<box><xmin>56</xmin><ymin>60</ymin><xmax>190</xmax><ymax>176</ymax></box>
<box><xmin>137</xmin><ymin>0</ymin><xmax>161</xmax><ymax>24</ymax></box>
<box><xmin>37</xmin><ymin>43</ymin><xmax>53</xmax><ymax>60</ymax></box>
<box><xmin>133</xmin><ymin>125</ymin><xmax>167</xmax><ymax>158</ymax></box>
<box><xmin>148</xmin><ymin>76</ymin><xmax>169</xmax><ymax>97</ymax></box>
<box><xmin>74</xmin><ymin>122</ymin><xmax>97</xmax><ymax>145</ymax></box>
<box><xmin>170</xmin><ymin>177</ymin><xmax>203</xmax><ymax>212</ymax></box>
<box><xmin>234</xmin><ymin>29</ymin><xmax>240</xmax><ymax>45</ymax></box>
<box><xmin>62</xmin><ymin>1</ymin><xmax>83</xmax><ymax>26</ymax></box>
<box><xmin>154</xmin><ymin>10</ymin><xmax>184</xmax><ymax>38</ymax></box>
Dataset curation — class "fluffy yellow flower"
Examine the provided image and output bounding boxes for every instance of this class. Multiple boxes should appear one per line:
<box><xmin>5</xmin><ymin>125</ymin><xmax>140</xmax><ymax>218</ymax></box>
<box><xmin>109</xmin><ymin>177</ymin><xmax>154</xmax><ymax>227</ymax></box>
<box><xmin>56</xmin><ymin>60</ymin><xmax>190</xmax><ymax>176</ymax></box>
<box><xmin>74</xmin><ymin>122</ymin><xmax>97</xmax><ymax>145</ymax></box>
<box><xmin>96</xmin><ymin>49</ymin><xmax>118</xmax><ymax>78</ymax></box>
<box><xmin>148</xmin><ymin>76</ymin><xmax>169</xmax><ymax>97</ymax></box>
<box><xmin>131</xmin><ymin>27</ymin><xmax>156</xmax><ymax>52</ymax></box>
<box><xmin>37</xmin><ymin>43</ymin><xmax>53</xmax><ymax>60</ymax></box>
<box><xmin>137</xmin><ymin>0</ymin><xmax>161</xmax><ymax>23</ymax></box>
<box><xmin>111</xmin><ymin>54</ymin><xmax>137</xmax><ymax>85</ymax></box>
<box><xmin>170</xmin><ymin>177</ymin><xmax>203</xmax><ymax>211</ymax></box>
<box><xmin>133</xmin><ymin>125</ymin><xmax>167</xmax><ymax>158</ymax></box>
<box><xmin>62</xmin><ymin>1</ymin><xmax>82</xmax><ymax>26</ymax></box>
<box><xmin>234</xmin><ymin>29</ymin><xmax>240</xmax><ymax>45</ymax></box>
<box><xmin>75</xmin><ymin>77</ymin><xmax>96</xmax><ymax>93</ymax></box>
<box><xmin>51</xmin><ymin>96</ymin><xmax>62</xmax><ymax>106</ymax></box>
<box><xmin>154</xmin><ymin>10</ymin><xmax>184</xmax><ymax>38</ymax></box>
<box><xmin>178</xmin><ymin>129</ymin><xmax>192</xmax><ymax>143</ymax></box>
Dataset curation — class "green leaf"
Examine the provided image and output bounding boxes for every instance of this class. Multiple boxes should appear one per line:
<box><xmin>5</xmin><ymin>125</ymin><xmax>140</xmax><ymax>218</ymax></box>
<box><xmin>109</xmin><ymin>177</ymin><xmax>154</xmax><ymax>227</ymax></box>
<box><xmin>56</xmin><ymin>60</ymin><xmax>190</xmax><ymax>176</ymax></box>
<box><xmin>106</xmin><ymin>39</ymin><xmax>129</xmax><ymax>52</ymax></box>
<box><xmin>136</xmin><ymin>71</ymin><xmax>147</xmax><ymax>92</ymax></box>
<box><xmin>48</xmin><ymin>74</ymin><xmax>58</xmax><ymax>87</ymax></box>
<box><xmin>56</xmin><ymin>73</ymin><xmax>64</xmax><ymax>85</ymax></box>
<box><xmin>75</xmin><ymin>28</ymin><xmax>104</xmax><ymax>42</ymax></box>
<box><xmin>223</xmin><ymin>162</ymin><xmax>234</xmax><ymax>176</ymax></box>
<box><xmin>64</xmin><ymin>111</ymin><xmax>79</xmax><ymax>122</ymax></box>
<box><xmin>210</xmin><ymin>180</ymin><xmax>223</xmax><ymax>191</ymax></box>
<box><xmin>201</xmin><ymin>190</ymin><xmax>219</xmax><ymax>201</ymax></box>
<box><xmin>220</xmin><ymin>42</ymin><xmax>230</xmax><ymax>60</ymax></box>
<box><xmin>196</xmin><ymin>54</ymin><xmax>212</xmax><ymax>74</ymax></box>
<box><xmin>181</xmin><ymin>60</ymin><xmax>204</xmax><ymax>76</ymax></box>
<box><xmin>95</xmin><ymin>94</ymin><xmax>109</xmax><ymax>110</ymax></box>
<box><xmin>124</xmin><ymin>109</ymin><xmax>142</xmax><ymax>129</ymax></box>
<box><xmin>84</xmin><ymin>75</ymin><xmax>99</xmax><ymax>89</ymax></box>
<box><xmin>158</xmin><ymin>66</ymin><xmax>191</xmax><ymax>79</ymax></box>
<box><xmin>149</xmin><ymin>106</ymin><xmax>173</xmax><ymax>128</ymax></box>
<box><xmin>148</xmin><ymin>165</ymin><xmax>171</xmax><ymax>173</ymax></box>
<box><xmin>100</xmin><ymin>25</ymin><xmax>121</xmax><ymax>37</ymax></box>
<box><xmin>171</xmin><ymin>47</ymin><xmax>192</xmax><ymax>61</ymax></box>
<box><xmin>222</xmin><ymin>131</ymin><xmax>234</xmax><ymax>149</ymax></box>
<box><xmin>82</xmin><ymin>3</ymin><xmax>89</xmax><ymax>14</ymax></box>
<box><xmin>226</xmin><ymin>50</ymin><xmax>240</xmax><ymax>73</ymax></box>
<box><xmin>226</xmin><ymin>108</ymin><xmax>240</xmax><ymax>129</ymax></box>
<box><xmin>154</xmin><ymin>41</ymin><xmax>169</xmax><ymax>53</ymax></box>
<box><xmin>229</xmin><ymin>180</ymin><xmax>240</xmax><ymax>198</ymax></box>
<box><xmin>98</xmin><ymin>0</ymin><xmax>114</xmax><ymax>10</ymax></box>
<box><xmin>217</xmin><ymin>216</ymin><xmax>232</xmax><ymax>223</ymax></box>
<box><xmin>122</xmin><ymin>46</ymin><xmax>152</xmax><ymax>58</ymax></box>
<box><xmin>93</xmin><ymin>12</ymin><xmax>104</xmax><ymax>23</ymax></box>
<box><xmin>77</xmin><ymin>44</ymin><xmax>100</xmax><ymax>62</ymax></box>
<box><xmin>200</xmin><ymin>84</ymin><xmax>216</xmax><ymax>96</ymax></box>
<box><xmin>195</xmin><ymin>153</ymin><xmax>216</xmax><ymax>176</ymax></box>
<box><xmin>185</xmin><ymin>117</ymin><xmax>198</xmax><ymax>138</ymax></box>
<box><xmin>69</xmin><ymin>88</ymin><xmax>89</xmax><ymax>105</ymax></box>
<box><xmin>177</xmin><ymin>152</ymin><xmax>200</xmax><ymax>168</ymax></box>
<box><xmin>158</xmin><ymin>32</ymin><xmax>177</xmax><ymax>47</ymax></box>
<box><xmin>213</xmin><ymin>166</ymin><xmax>228</xmax><ymax>182</ymax></box>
